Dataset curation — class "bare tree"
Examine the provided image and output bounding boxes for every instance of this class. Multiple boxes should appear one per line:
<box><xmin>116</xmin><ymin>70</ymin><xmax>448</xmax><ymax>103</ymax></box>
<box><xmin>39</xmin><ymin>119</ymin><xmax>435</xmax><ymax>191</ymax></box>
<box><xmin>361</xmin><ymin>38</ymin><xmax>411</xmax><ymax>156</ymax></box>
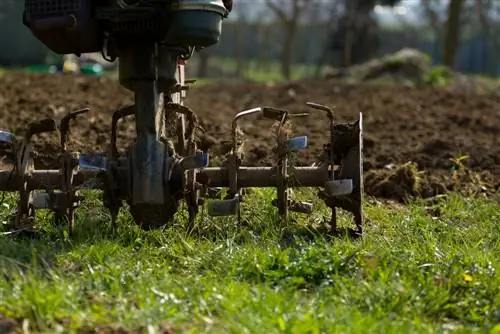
<box><xmin>443</xmin><ymin>0</ymin><xmax>465</xmax><ymax>68</ymax></box>
<box><xmin>313</xmin><ymin>1</ymin><xmax>342</xmax><ymax>76</ymax></box>
<box><xmin>265</xmin><ymin>0</ymin><xmax>312</xmax><ymax>80</ymax></box>
<box><xmin>420</xmin><ymin>0</ymin><xmax>444</xmax><ymax>33</ymax></box>
<box><xmin>256</xmin><ymin>7</ymin><xmax>274</xmax><ymax>72</ymax></box>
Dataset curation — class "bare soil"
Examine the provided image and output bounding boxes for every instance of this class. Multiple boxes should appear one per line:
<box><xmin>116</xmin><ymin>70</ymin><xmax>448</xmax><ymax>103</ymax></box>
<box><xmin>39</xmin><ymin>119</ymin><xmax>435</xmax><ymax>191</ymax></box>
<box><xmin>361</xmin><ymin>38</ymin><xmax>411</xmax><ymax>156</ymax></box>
<box><xmin>0</xmin><ymin>72</ymin><xmax>499</xmax><ymax>201</ymax></box>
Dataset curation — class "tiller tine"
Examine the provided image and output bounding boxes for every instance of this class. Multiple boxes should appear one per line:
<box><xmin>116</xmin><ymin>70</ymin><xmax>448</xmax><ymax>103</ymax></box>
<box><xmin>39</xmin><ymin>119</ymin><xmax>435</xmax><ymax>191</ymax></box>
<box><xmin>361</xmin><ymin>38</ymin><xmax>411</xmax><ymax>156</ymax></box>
<box><xmin>9</xmin><ymin>118</ymin><xmax>58</xmax><ymax>231</ymax></box>
<box><xmin>27</xmin><ymin>109</ymin><xmax>89</xmax><ymax>235</ymax></box>
<box><xmin>26</xmin><ymin>118</ymin><xmax>57</xmax><ymax>140</ymax></box>
<box><xmin>206</xmin><ymin>106</ymin><xmax>299</xmax><ymax>220</ymax></box>
<box><xmin>165</xmin><ymin>102</ymin><xmax>206</xmax><ymax>229</ymax></box>
<box><xmin>306</xmin><ymin>102</ymin><xmax>363</xmax><ymax>237</ymax></box>
<box><xmin>100</xmin><ymin>105</ymin><xmax>135</xmax><ymax>227</ymax></box>
<box><xmin>206</xmin><ymin>107</ymin><xmax>263</xmax><ymax>220</ymax></box>
<box><xmin>272</xmin><ymin>110</ymin><xmax>312</xmax><ymax>223</ymax></box>
<box><xmin>205</xmin><ymin>107</ymin><xmax>313</xmax><ymax>223</ymax></box>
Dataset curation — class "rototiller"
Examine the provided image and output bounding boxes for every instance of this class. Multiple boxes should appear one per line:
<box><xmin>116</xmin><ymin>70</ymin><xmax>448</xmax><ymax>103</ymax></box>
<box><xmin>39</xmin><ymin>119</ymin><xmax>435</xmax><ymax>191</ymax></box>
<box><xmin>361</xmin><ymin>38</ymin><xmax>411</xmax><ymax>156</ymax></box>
<box><xmin>0</xmin><ymin>0</ymin><xmax>364</xmax><ymax>236</ymax></box>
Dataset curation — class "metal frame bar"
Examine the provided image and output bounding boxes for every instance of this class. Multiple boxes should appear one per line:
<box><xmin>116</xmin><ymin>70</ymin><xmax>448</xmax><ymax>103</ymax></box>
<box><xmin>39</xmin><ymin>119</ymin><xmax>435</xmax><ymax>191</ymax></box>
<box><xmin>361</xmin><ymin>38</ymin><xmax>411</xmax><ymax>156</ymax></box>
<box><xmin>0</xmin><ymin>166</ymin><xmax>330</xmax><ymax>191</ymax></box>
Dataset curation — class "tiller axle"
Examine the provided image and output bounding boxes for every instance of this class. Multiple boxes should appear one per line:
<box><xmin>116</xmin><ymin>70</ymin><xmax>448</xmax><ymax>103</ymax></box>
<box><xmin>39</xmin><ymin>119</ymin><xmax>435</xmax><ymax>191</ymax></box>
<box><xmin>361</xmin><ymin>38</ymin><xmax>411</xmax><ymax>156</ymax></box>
<box><xmin>0</xmin><ymin>48</ymin><xmax>363</xmax><ymax>237</ymax></box>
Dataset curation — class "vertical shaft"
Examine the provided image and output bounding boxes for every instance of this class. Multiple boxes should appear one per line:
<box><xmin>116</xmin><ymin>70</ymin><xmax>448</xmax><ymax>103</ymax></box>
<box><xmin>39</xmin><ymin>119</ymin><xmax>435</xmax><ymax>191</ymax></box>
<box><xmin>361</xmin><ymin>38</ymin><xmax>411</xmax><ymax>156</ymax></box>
<box><xmin>118</xmin><ymin>42</ymin><xmax>166</xmax><ymax>205</ymax></box>
<box><xmin>134</xmin><ymin>82</ymin><xmax>159</xmax><ymax>137</ymax></box>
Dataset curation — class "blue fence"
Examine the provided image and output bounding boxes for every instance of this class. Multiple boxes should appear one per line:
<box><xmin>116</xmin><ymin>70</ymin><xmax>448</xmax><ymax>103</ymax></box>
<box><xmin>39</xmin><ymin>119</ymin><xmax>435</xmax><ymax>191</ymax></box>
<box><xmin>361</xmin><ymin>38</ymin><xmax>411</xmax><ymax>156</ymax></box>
<box><xmin>420</xmin><ymin>36</ymin><xmax>497</xmax><ymax>75</ymax></box>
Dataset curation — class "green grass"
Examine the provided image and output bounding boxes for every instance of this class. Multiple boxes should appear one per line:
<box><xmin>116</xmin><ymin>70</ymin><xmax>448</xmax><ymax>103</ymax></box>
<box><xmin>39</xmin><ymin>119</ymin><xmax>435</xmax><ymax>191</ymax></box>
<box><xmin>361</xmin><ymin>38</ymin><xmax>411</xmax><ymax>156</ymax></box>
<box><xmin>209</xmin><ymin>57</ymin><xmax>316</xmax><ymax>83</ymax></box>
<box><xmin>0</xmin><ymin>189</ymin><xmax>498</xmax><ymax>333</ymax></box>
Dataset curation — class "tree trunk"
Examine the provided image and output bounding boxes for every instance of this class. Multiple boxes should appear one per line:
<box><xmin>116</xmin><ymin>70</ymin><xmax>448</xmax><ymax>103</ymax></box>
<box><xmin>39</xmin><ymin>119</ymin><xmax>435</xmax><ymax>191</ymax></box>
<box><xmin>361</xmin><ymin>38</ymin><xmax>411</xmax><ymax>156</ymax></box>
<box><xmin>281</xmin><ymin>21</ymin><xmax>297</xmax><ymax>81</ymax></box>
<box><xmin>443</xmin><ymin>0</ymin><xmax>464</xmax><ymax>68</ymax></box>
<box><xmin>341</xmin><ymin>0</ymin><xmax>357</xmax><ymax>68</ymax></box>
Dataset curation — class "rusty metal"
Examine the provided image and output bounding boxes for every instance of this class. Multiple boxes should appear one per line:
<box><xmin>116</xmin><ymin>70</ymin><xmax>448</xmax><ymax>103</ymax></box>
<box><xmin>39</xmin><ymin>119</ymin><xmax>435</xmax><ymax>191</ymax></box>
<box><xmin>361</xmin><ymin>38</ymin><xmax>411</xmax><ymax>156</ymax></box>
<box><xmin>0</xmin><ymin>61</ymin><xmax>363</xmax><ymax>237</ymax></box>
<box><xmin>56</xmin><ymin>108</ymin><xmax>88</xmax><ymax>235</ymax></box>
<box><xmin>14</xmin><ymin>118</ymin><xmax>57</xmax><ymax>230</ymax></box>
<box><xmin>306</xmin><ymin>102</ymin><xmax>363</xmax><ymax>236</ymax></box>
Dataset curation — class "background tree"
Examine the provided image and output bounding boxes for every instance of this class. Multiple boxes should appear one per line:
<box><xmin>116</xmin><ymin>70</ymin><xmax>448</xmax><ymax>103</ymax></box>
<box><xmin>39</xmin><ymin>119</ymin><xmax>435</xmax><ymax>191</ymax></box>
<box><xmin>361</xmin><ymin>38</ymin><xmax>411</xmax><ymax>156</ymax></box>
<box><xmin>330</xmin><ymin>0</ymin><xmax>402</xmax><ymax>67</ymax></box>
<box><xmin>442</xmin><ymin>0</ymin><xmax>465</xmax><ymax>68</ymax></box>
<box><xmin>265</xmin><ymin>0</ymin><xmax>312</xmax><ymax>81</ymax></box>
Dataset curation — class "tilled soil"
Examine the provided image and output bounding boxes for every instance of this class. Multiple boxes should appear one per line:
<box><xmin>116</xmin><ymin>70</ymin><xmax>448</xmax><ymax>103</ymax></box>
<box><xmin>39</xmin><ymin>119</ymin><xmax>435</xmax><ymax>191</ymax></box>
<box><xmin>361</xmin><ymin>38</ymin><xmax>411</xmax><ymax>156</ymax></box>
<box><xmin>0</xmin><ymin>72</ymin><xmax>499</xmax><ymax>201</ymax></box>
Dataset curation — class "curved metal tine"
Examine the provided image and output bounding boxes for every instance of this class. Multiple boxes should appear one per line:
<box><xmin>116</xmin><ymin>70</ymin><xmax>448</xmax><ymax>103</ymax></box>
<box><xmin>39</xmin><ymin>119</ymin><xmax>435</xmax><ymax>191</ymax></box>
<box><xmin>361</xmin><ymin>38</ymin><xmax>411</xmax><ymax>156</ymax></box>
<box><xmin>289</xmin><ymin>112</ymin><xmax>309</xmax><ymax>118</ymax></box>
<box><xmin>167</xmin><ymin>102</ymin><xmax>192</xmax><ymax>115</ymax></box>
<box><xmin>284</xmin><ymin>112</ymin><xmax>309</xmax><ymax>151</ymax></box>
<box><xmin>206</xmin><ymin>107</ymin><xmax>262</xmax><ymax>219</ymax></box>
<box><xmin>21</xmin><ymin>118</ymin><xmax>57</xmax><ymax>171</ymax></box>
<box><xmin>111</xmin><ymin>105</ymin><xmax>135</xmax><ymax>158</ymax></box>
<box><xmin>262</xmin><ymin>106</ymin><xmax>288</xmax><ymax>121</ymax></box>
<box><xmin>305</xmin><ymin>102</ymin><xmax>334</xmax><ymax>120</ymax></box>
<box><xmin>25</xmin><ymin>118</ymin><xmax>57</xmax><ymax>142</ymax></box>
<box><xmin>305</xmin><ymin>102</ymin><xmax>335</xmax><ymax>178</ymax></box>
<box><xmin>355</xmin><ymin>111</ymin><xmax>364</xmax><ymax>235</ymax></box>
<box><xmin>166</xmin><ymin>102</ymin><xmax>196</xmax><ymax>143</ymax></box>
<box><xmin>231</xmin><ymin>107</ymin><xmax>262</xmax><ymax>147</ymax></box>
<box><xmin>60</xmin><ymin>108</ymin><xmax>90</xmax><ymax>128</ymax></box>
<box><xmin>60</xmin><ymin>108</ymin><xmax>90</xmax><ymax>149</ymax></box>
<box><xmin>276</xmin><ymin>111</ymin><xmax>290</xmax><ymax>222</ymax></box>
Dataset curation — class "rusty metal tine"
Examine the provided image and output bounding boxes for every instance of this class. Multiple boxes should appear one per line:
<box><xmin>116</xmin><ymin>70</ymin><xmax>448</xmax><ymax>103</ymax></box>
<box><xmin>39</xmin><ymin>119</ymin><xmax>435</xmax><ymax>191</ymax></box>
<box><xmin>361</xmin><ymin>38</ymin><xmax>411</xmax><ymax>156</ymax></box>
<box><xmin>232</xmin><ymin>107</ymin><xmax>262</xmax><ymax>128</ymax></box>
<box><xmin>165</xmin><ymin>102</ymin><xmax>196</xmax><ymax>142</ymax></box>
<box><xmin>305</xmin><ymin>102</ymin><xmax>334</xmax><ymax>121</ymax></box>
<box><xmin>111</xmin><ymin>105</ymin><xmax>135</xmax><ymax>158</ymax></box>
<box><xmin>289</xmin><ymin>113</ymin><xmax>309</xmax><ymax>118</ymax></box>
<box><xmin>231</xmin><ymin>107</ymin><xmax>262</xmax><ymax>151</ymax></box>
<box><xmin>60</xmin><ymin>108</ymin><xmax>90</xmax><ymax>149</ymax></box>
<box><xmin>69</xmin><ymin>107</ymin><xmax>90</xmax><ymax>117</ymax></box>
<box><xmin>277</xmin><ymin>112</ymin><xmax>288</xmax><ymax>138</ymax></box>
<box><xmin>262</xmin><ymin>106</ymin><xmax>288</xmax><ymax>120</ymax></box>
<box><xmin>25</xmin><ymin>119</ymin><xmax>57</xmax><ymax>142</ymax></box>
<box><xmin>60</xmin><ymin>108</ymin><xmax>90</xmax><ymax>129</ymax></box>
<box><xmin>306</xmin><ymin>102</ymin><xmax>336</xmax><ymax>180</ymax></box>
<box><xmin>276</xmin><ymin>111</ymin><xmax>290</xmax><ymax>222</ymax></box>
<box><xmin>166</xmin><ymin>102</ymin><xmax>191</xmax><ymax>115</ymax></box>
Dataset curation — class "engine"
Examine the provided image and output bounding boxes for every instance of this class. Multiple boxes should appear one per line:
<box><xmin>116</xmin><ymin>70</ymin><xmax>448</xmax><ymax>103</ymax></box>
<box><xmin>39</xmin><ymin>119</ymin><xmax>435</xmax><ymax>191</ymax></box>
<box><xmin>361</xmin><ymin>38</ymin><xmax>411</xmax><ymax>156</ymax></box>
<box><xmin>22</xmin><ymin>0</ymin><xmax>230</xmax><ymax>58</ymax></box>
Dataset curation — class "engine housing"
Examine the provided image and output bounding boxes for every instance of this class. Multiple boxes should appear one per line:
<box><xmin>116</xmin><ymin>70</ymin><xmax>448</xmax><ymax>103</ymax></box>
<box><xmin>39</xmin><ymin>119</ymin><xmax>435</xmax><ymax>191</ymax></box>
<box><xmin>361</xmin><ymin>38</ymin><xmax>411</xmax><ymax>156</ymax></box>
<box><xmin>22</xmin><ymin>0</ymin><xmax>228</xmax><ymax>56</ymax></box>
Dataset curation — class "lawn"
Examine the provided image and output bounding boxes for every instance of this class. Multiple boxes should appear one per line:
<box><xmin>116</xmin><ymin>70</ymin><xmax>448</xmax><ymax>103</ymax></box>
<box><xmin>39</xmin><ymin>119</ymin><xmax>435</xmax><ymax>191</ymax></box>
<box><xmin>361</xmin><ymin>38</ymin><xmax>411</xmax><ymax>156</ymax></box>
<box><xmin>207</xmin><ymin>57</ymin><xmax>316</xmax><ymax>83</ymax></box>
<box><xmin>0</xmin><ymin>188</ymin><xmax>498</xmax><ymax>333</ymax></box>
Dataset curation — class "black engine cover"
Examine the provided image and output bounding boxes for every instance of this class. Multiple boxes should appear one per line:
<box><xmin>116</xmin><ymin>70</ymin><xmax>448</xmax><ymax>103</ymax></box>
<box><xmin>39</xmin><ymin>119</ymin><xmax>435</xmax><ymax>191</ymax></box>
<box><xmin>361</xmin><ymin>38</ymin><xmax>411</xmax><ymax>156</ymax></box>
<box><xmin>23</xmin><ymin>0</ymin><xmax>102</xmax><ymax>54</ymax></box>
